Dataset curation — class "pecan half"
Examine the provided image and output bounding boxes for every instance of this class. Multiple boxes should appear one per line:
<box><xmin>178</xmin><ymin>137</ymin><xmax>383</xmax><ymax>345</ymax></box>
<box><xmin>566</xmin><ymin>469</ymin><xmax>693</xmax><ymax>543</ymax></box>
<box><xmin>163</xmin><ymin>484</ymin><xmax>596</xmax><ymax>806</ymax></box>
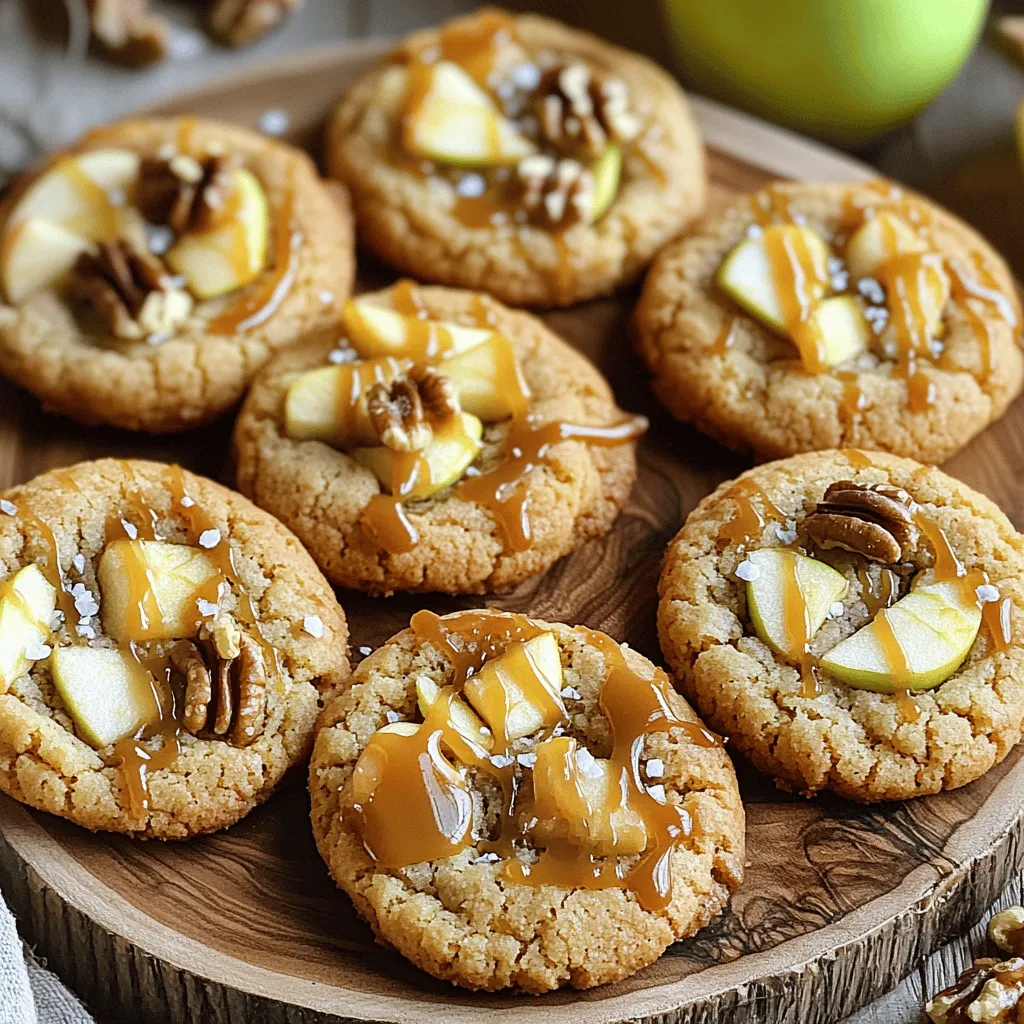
<box><xmin>535</xmin><ymin>61</ymin><xmax>641</xmax><ymax>159</ymax></box>
<box><xmin>172</xmin><ymin>621</ymin><xmax>267</xmax><ymax>747</ymax></box>
<box><xmin>86</xmin><ymin>0</ymin><xmax>169</xmax><ymax>66</ymax></box>
<box><xmin>207</xmin><ymin>0</ymin><xmax>301</xmax><ymax>48</ymax></box>
<box><xmin>926</xmin><ymin>957</ymin><xmax>1024</xmax><ymax>1023</ymax></box>
<box><xmin>804</xmin><ymin>481</ymin><xmax>919</xmax><ymax>563</ymax></box>
<box><xmin>367</xmin><ymin>367</ymin><xmax>460</xmax><ymax>452</ymax></box>
<box><xmin>516</xmin><ymin>155</ymin><xmax>594</xmax><ymax>228</ymax></box>
<box><xmin>66</xmin><ymin>239</ymin><xmax>192</xmax><ymax>341</ymax></box>
<box><xmin>137</xmin><ymin>153</ymin><xmax>243</xmax><ymax>235</ymax></box>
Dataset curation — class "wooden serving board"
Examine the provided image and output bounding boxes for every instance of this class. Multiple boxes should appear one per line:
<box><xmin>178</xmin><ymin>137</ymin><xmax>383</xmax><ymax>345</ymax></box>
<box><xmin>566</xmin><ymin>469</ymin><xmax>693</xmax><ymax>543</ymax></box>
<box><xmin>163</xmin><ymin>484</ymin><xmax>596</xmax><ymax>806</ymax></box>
<box><xmin>0</xmin><ymin>38</ymin><xmax>1022</xmax><ymax>1024</ymax></box>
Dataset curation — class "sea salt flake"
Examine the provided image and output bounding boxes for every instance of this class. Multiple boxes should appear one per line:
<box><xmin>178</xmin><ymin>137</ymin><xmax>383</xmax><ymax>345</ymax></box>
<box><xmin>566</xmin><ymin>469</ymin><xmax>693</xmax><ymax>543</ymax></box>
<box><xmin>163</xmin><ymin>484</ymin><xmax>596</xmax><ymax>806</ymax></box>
<box><xmin>385</xmin><ymin>710</ymin><xmax>401</xmax><ymax>724</ymax></box>
<box><xmin>791</xmin><ymin>213</ymin><xmax>808</xmax><ymax>227</ymax></box>
<box><xmin>977</xmin><ymin>584</ymin><xmax>1000</xmax><ymax>604</ymax></box>
<box><xmin>735</xmin><ymin>560</ymin><xmax>760</xmax><ymax>582</ymax></box>
<box><xmin>775</xmin><ymin>525</ymin><xmax>798</xmax><ymax>545</ymax></box>
<box><xmin>196</xmin><ymin>598</ymin><xmax>219</xmax><ymax>618</ymax></box>
<box><xmin>645</xmin><ymin>758</ymin><xmax>665</xmax><ymax>779</ymax></box>
<box><xmin>259</xmin><ymin>109</ymin><xmax>290</xmax><ymax>137</ymax></box>
<box><xmin>455</xmin><ymin>172</ymin><xmax>486</xmax><ymax>199</ymax></box>
<box><xmin>359</xmin><ymin>646</ymin><xmax>372</xmax><ymax>656</ymax></box>
<box><xmin>198</xmin><ymin>529</ymin><xmax>221</xmax><ymax>549</ymax></box>
<box><xmin>179</xmin><ymin>495</ymin><xmax>195</xmax><ymax>508</ymax></box>
<box><xmin>72</xmin><ymin>554</ymin><xmax>86</xmax><ymax>573</ymax></box>
<box><xmin>560</xmin><ymin>685</ymin><xmax>581</xmax><ymax>700</ymax></box>
<box><xmin>525</xmin><ymin>817</ymin><xmax>538</xmax><ymax>830</ymax></box>
<box><xmin>516</xmin><ymin>752</ymin><xmax>537</xmax><ymax>768</ymax></box>
<box><xmin>829</xmin><ymin>601</ymin><xmax>846</xmax><ymax>618</ymax></box>
<box><xmin>858</xmin><ymin>277</ymin><xmax>886</xmax><ymax>306</ymax></box>
<box><xmin>745</xmin><ymin>224</ymin><xmax>763</xmax><ymax>240</ymax></box>
<box><xmin>76</xmin><ymin>623</ymin><xmax>96</xmax><ymax>640</ymax></box>
<box><xmin>0</xmin><ymin>500</ymin><xmax>17</xmax><ymax>516</ymax></box>
<box><xmin>328</xmin><ymin>347</ymin><xmax>357</xmax><ymax>365</ymax></box>
<box><xmin>575</xmin><ymin>747</ymin><xmax>603</xmax><ymax>778</ymax></box>
<box><xmin>24</xmin><ymin>641</ymin><xmax>51</xmax><ymax>662</ymax></box>
<box><xmin>303</xmin><ymin>614</ymin><xmax>325</xmax><ymax>638</ymax></box>
<box><xmin>647</xmin><ymin>784</ymin><xmax>667</xmax><ymax>803</ymax></box>
<box><xmin>121</xmin><ymin>520</ymin><xmax>138</xmax><ymax>540</ymax></box>
<box><xmin>511</xmin><ymin>61</ymin><xmax>541</xmax><ymax>91</ymax></box>
<box><xmin>490</xmin><ymin>753</ymin><xmax>514</xmax><ymax>768</ymax></box>
<box><xmin>70</xmin><ymin>584</ymin><xmax>99</xmax><ymax>617</ymax></box>
<box><xmin>471</xmin><ymin>851</ymin><xmax>500</xmax><ymax>865</ymax></box>
<box><xmin>319</xmin><ymin>290</ymin><xmax>335</xmax><ymax>306</ymax></box>
<box><xmin>50</xmin><ymin>610</ymin><xmax>64</xmax><ymax>630</ymax></box>
<box><xmin>145</xmin><ymin>224</ymin><xmax>174</xmax><ymax>256</ymax></box>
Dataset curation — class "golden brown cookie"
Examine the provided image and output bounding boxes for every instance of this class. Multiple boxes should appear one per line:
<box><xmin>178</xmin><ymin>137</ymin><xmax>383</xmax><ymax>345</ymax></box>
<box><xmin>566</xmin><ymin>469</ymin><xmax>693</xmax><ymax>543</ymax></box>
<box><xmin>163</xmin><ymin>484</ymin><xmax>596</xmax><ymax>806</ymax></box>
<box><xmin>232</xmin><ymin>280</ymin><xmax>644</xmax><ymax>595</ymax></box>
<box><xmin>658</xmin><ymin>448</ymin><xmax>1024</xmax><ymax>802</ymax></box>
<box><xmin>326</xmin><ymin>9</ymin><xmax>705</xmax><ymax>307</ymax></box>
<box><xmin>635</xmin><ymin>181</ymin><xmax>1023</xmax><ymax>463</ymax></box>
<box><xmin>0</xmin><ymin>458</ymin><xmax>349</xmax><ymax>838</ymax></box>
<box><xmin>0</xmin><ymin>116</ymin><xmax>355</xmax><ymax>432</ymax></box>
<box><xmin>309</xmin><ymin>608</ymin><xmax>744</xmax><ymax>992</ymax></box>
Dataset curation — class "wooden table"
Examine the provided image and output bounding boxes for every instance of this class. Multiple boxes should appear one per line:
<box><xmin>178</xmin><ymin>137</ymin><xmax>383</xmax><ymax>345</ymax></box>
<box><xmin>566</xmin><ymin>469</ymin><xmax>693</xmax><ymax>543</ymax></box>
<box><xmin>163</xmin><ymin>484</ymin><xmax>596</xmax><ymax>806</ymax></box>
<box><xmin>4</xmin><ymin>1</ymin><xmax>1024</xmax><ymax>1021</ymax></box>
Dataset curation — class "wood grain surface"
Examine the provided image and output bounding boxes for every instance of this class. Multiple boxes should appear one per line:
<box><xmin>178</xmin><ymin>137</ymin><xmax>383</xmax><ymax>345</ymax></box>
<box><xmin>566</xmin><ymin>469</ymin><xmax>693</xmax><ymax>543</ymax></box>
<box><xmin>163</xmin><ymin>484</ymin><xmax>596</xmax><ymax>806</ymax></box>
<box><xmin>0</xmin><ymin>37</ymin><xmax>1022</xmax><ymax>1024</ymax></box>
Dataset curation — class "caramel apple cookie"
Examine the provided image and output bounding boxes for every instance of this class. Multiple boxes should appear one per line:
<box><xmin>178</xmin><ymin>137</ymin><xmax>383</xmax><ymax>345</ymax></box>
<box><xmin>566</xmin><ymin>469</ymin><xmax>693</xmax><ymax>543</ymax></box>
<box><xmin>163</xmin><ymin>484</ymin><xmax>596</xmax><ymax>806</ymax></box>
<box><xmin>0</xmin><ymin>116</ymin><xmax>355</xmax><ymax>432</ymax></box>
<box><xmin>232</xmin><ymin>280</ymin><xmax>645</xmax><ymax>595</ymax></box>
<box><xmin>326</xmin><ymin>9</ymin><xmax>705</xmax><ymax>307</ymax></box>
<box><xmin>635</xmin><ymin>181</ymin><xmax>1023</xmax><ymax>463</ymax></box>
<box><xmin>309</xmin><ymin>608</ymin><xmax>743</xmax><ymax>992</ymax></box>
<box><xmin>0</xmin><ymin>459</ymin><xmax>348</xmax><ymax>838</ymax></box>
<box><xmin>658</xmin><ymin>448</ymin><xmax>1024</xmax><ymax>802</ymax></box>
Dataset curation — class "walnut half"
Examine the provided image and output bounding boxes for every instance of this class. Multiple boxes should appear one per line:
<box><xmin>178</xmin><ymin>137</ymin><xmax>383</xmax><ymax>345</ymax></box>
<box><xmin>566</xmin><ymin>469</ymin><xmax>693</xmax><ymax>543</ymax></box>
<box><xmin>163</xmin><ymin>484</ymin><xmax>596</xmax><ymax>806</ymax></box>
<box><xmin>804</xmin><ymin>480</ymin><xmax>919</xmax><ymax>564</ymax></box>
<box><xmin>516</xmin><ymin>155</ymin><xmax>595</xmax><ymax>228</ymax></box>
<box><xmin>207</xmin><ymin>0</ymin><xmax>301</xmax><ymax>48</ymax></box>
<box><xmin>927</xmin><ymin>957</ymin><xmax>1024</xmax><ymax>1023</ymax></box>
<box><xmin>86</xmin><ymin>0</ymin><xmax>169</xmax><ymax>67</ymax></box>
<box><xmin>367</xmin><ymin>366</ymin><xmax>461</xmax><ymax>452</ymax></box>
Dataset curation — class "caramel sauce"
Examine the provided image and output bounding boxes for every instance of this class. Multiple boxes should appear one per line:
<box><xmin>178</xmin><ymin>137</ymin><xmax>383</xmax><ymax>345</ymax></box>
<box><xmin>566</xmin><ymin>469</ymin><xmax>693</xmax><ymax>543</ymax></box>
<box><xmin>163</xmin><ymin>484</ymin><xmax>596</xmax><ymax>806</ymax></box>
<box><xmin>858</xmin><ymin>567</ymin><xmax>897</xmax><ymax>617</ymax></box>
<box><xmin>711</xmin><ymin>317</ymin><xmax>737</xmax><ymax>356</ymax></box>
<box><xmin>457</xmin><ymin>416</ymin><xmax>647</xmax><ymax>552</ymax></box>
<box><xmin>895</xmin><ymin>690</ymin><xmax>922</xmax><ymax>723</ymax></box>
<box><xmin>209</xmin><ymin>169</ymin><xmax>300</xmax><ymax>334</ymax></box>
<box><xmin>17</xmin><ymin>510</ymin><xmax>81</xmax><ymax>636</ymax></box>
<box><xmin>982</xmin><ymin>596</ymin><xmax>1013</xmax><ymax>653</ymax></box>
<box><xmin>751</xmin><ymin>184</ymin><xmax>794</xmax><ymax>227</ymax></box>
<box><xmin>716</xmin><ymin>478</ymin><xmax>785</xmax><ymax>550</ymax></box>
<box><xmin>435</xmin><ymin>9</ymin><xmax>514</xmax><ymax>84</ymax></box>
<box><xmin>332</xmin><ymin>356</ymin><xmax>408</xmax><ymax>447</ymax></box>
<box><xmin>552</xmin><ymin>233</ymin><xmax>577</xmax><ymax>306</ymax></box>
<box><xmin>175</xmin><ymin>116</ymin><xmax>198</xmax><ymax>155</ymax></box>
<box><xmin>836</xmin><ymin>371</ymin><xmax>865</xmax><ymax>422</ymax></box>
<box><xmin>348</xmin><ymin>610</ymin><xmax>720</xmax><ymax>910</ymax></box>
<box><xmin>842</xmin><ymin>448</ymin><xmax>875</xmax><ymax>470</ymax></box>
<box><xmin>359</xmin><ymin>496</ymin><xmax>419</xmax><ymax>554</ymax></box>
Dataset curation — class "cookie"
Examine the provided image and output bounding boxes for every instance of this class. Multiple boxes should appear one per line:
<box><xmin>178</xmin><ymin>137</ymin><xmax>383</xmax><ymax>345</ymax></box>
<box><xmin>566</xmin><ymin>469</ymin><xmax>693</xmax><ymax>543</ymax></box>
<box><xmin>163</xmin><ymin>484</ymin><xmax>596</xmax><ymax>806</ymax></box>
<box><xmin>657</xmin><ymin>448</ymin><xmax>1024</xmax><ymax>802</ymax></box>
<box><xmin>309</xmin><ymin>608</ymin><xmax>744</xmax><ymax>992</ymax></box>
<box><xmin>232</xmin><ymin>280</ymin><xmax>644</xmax><ymax>595</ymax></box>
<box><xmin>325</xmin><ymin>9</ymin><xmax>705</xmax><ymax>307</ymax></box>
<box><xmin>635</xmin><ymin>181</ymin><xmax>1023</xmax><ymax>463</ymax></box>
<box><xmin>0</xmin><ymin>458</ymin><xmax>349</xmax><ymax>839</ymax></box>
<box><xmin>0</xmin><ymin>115</ymin><xmax>355</xmax><ymax>432</ymax></box>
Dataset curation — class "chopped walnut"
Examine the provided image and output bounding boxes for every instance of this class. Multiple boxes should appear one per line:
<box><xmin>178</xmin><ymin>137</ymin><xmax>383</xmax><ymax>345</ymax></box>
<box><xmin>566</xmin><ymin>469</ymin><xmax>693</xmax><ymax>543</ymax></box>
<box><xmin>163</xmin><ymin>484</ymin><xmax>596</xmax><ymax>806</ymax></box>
<box><xmin>136</xmin><ymin>153</ymin><xmax>243</xmax><ymax>235</ymax></box>
<box><xmin>991</xmin><ymin>908</ymin><xmax>1024</xmax><ymax>957</ymax></box>
<box><xmin>804</xmin><ymin>480</ymin><xmax>919</xmax><ymax>564</ymax></box>
<box><xmin>534</xmin><ymin>61</ymin><xmax>641</xmax><ymax>159</ymax></box>
<box><xmin>927</xmin><ymin>958</ymin><xmax>1024</xmax><ymax>1023</ymax></box>
<box><xmin>86</xmin><ymin>0</ymin><xmax>169</xmax><ymax>67</ymax></box>
<box><xmin>367</xmin><ymin>368</ymin><xmax>460</xmax><ymax>452</ymax></box>
<box><xmin>207</xmin><ymin>0</ymin><xmax>301</xmax><ymax>48</ymax></box>
<box><xmin>66</xmin><ymin>239</ymin><xmax>192</xmax><ymax>341</ymax></box>
<box><xmin>516</xmin><ymin>155</ymin><xmax>595</xmax><ymax>228</ymax></box>
<box><xmin>172</xmin><ymin>622</ymin><xmax>267</xmax><ymax>747</ymax></box>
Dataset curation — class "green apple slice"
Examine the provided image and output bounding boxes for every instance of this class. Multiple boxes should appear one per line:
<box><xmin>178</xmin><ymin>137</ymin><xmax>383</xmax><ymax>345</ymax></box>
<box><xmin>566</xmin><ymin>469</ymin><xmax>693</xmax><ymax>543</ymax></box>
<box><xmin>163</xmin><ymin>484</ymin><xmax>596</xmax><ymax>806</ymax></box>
<box><xmin>0</xmin><ymin>565</ymin><xmax>57</xmax><ymax>689</ymax></box>
<box><xmin>343</xmin><ymin>298</ymin><xmax>492</xmax><ymax>361</ymax></box>
<box><xmin>438</xmin><ymin>334</ymin><xmax>531</xmax><ymax>422</ymax></box>
<box><xmin>803</xmin><ymin>295</ymin><xmax>871</xmax><ymax>370</ymax></box>
<box><xmin>746</xmin><ymin>548</ymin><xmax>848</xmax><ymax>659</ymax></box>
<box><xmin>1</xmin><ymin>217</ymin><xmax>95</xmax><ymax>304</ymax></box>
<box><xmin>820</xmin><ymin>578</ymin><xmax>982</xmax><ymax>693</ymax></box>
<box><xmin>717</xmin><ymin>224</ymin><xmax>830</xmax><ymax>334</ymax></box>
<box><xmin>352</xmin><ymin>411</ymin><xmax>483</xmax><ymax>498</ymax></box>
<box><xmin>50</xmin><ymin>646</ymin><xmax>160</xmax><ymax>749</ymax></box>
<box><xmin>415</xmin><ymin>675</ymin><xmax>493</xmax><ymax>759</ymax></box>
<box><xmin>166</xmin><ymin>168</ymin><xmax>269</xmax><ymax>300</ymax></box>
<box><xmin>403</xmin><ymin>61</ymin><xmax>535</xmax><ymax>167</ymax></box>
<box><xmin>845</xmin><ymin>212</ymin><xmax>927</xmax><ymax>280</ymax></box>
<box><xmin>590</xmin><ymin>144</ymin><xmax>622</xmax><ymax>222</ymax></box>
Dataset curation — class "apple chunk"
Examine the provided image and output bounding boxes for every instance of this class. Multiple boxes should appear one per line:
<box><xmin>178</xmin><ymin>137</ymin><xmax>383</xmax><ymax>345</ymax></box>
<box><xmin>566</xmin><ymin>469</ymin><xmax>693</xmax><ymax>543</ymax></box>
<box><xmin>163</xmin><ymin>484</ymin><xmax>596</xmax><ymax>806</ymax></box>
<box><xmin>1</xmin><ymin>218</ymin><xmax>95</xmax><ymax>304</ymax></box>
<box><xmin>463</xmin><ymin>631</ymin><xmax>566</xmax><ymax>743</ymax></box>
<box><xmin>98</xmin><ymin>539</ymin><xmax>221</xmax><ymax>642</ymax></box>
<box><xmin>820</xmin><ymin>578</ymin><xmax>981</xmax><ymax>693</ymax></box>
<box><xmin>845</xmin><ymin>212</ymin><xmax>927</xmax><ymax>280</ymax></box>
<box><xmin>416</xmin><ymin>675</ymin><xmax>493</xmax><ymax>760</ymax></box>
<box><xmin>801</xmin><ymin>295</ymin><xmax>871</xmax><ymax>371</ymax></box>
<box><xmin>746</xmin><ymin>548</ymin><xmax>849</xmax><ymax>660</ymax></box>
<box><xmin>0</xmin><ymin>565</ymin><xmax>57</xmax><ymax>690</ymax></box>
<box><xmin>590</xmin><ymin>144</ymin><xmax>622</xmax><ymax>222</ymax></box>
<box><xmin>403</xmin><ymin>61</ymin><xmax>535</xmax><ymax>166</ymax></box>
<box><xmin>166</xmin><ymin>168</ymin><xmax>269</xmax><ymax>300</ymax></box>
<box><xmin>343</xmin><ymin>298</ymin><xmax>493</xmax><ymax>361</ymax></box>
<box><xmin>440</xmin><ymin>335</ymin><xmax>531</xmax><ymax>422</ymax></box>
<box><xmin>50</xmin><ymin>646</ymin><xmax>160</xmax><ymax>749</ymax></box>
<box><xmin>352</xmin><ymin>411</ymin><xmax>483</xmax><ymax>499</ymax></box>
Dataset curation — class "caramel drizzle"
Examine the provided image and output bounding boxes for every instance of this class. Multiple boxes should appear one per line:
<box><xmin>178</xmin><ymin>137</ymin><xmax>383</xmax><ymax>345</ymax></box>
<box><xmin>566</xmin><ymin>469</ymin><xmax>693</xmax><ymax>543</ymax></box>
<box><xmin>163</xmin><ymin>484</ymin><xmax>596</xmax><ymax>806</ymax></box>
<box><xmin>775</xmin><ymin>550</ymin><xmax>821</xmax><ymax>697</ymax></box>
<box><xmin>716</xmin><ymin>478</ymin><xmax>785</xmax><ymax>550</ymax></box>
<box><xmin>16</xmin><ymin>510</ymin><xmax>81</xmax><ymax>636</ymax></box>
<box><xmin>360</xmin><ymin>495</ymin><xmax>419</xmax><ymax>554</ymax></box>
<box><xmin>348</xmin><ymin>610</ymin><xmax>719</xmax><ymax>911</ymax></box>
<box><xmin>836</xmin><ymin>371</ymin><xmax>864</xmax><ymax>423</ymax></box>
<box><xmin>841</xmin><ymin>448</ymin><xmax>875</xmax><ymax>470</ymax></box>
<box><xmin>858</xmin><ymin>566</ymin><xmax>897</xmax><ymax>617</ymax></box>
<box><xmin>711</xmin><ymin>317</ymin><xmax>737</xmax><ymax>356</ymax></box>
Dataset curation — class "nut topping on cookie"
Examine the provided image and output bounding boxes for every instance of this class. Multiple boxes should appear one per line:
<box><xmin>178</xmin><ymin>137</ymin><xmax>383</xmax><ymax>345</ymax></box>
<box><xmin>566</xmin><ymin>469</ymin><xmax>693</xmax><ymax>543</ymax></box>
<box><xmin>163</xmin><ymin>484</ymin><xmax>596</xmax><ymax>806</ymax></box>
<box><xmin>805</xmin><ymin>480</ymin><xmax>919</xmax><ymax>563</ymax></box>
<box><xmin>136</xmin><ymin>152</ymin><xmax>244</xmax><ymax>235</ymax></box>
<box><xmin>516</xmin><ymin>154</ymin><xmax>595</xmax><ymax>227</ymax></box>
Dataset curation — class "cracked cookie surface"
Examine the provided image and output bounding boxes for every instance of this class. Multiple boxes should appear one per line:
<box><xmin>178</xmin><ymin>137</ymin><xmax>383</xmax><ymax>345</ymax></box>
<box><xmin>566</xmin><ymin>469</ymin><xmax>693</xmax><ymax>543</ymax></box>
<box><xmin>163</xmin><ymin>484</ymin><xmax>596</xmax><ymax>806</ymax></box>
<box><xmin>308</xmin><ymin>610</ymin><xmax>744</xmax><ymax>993</ymax></box>
<box><xmin>0</xmin><ymin>116</ymin><xmax>355</xmax><ymax>433</ymax></box>
<box><xmin>657</xmin><ymin>449</ymin><xmax>1024</xmax><ymax>802</ymax></box>
<box><xmin>0</xmin><ymin>459</ymin><xmax>349</xmax><ymax>838</ymax></box>
<box><xmin>325</xmin><ymin>9</ymin><xmax>705</xmax><ymax>307</ymax></box>
<box><xmin>231</xmin><ymin>283</ymin><xmax>639</xmax><ymax>595</ymax></box>
<box><xmin>634</xmin><ymin>182</ymin><xmax>1023</xmax><ymax>463</ymax></box>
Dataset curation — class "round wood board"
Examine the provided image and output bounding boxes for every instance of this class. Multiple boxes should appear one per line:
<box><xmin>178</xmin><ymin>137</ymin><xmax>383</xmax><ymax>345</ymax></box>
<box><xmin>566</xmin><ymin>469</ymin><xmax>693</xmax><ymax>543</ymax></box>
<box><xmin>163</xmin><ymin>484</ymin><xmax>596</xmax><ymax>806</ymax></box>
<box><xmin>1</xmin><ymin>37</ymin><xmax>1023</xmax><ymax>1024</ymax></box>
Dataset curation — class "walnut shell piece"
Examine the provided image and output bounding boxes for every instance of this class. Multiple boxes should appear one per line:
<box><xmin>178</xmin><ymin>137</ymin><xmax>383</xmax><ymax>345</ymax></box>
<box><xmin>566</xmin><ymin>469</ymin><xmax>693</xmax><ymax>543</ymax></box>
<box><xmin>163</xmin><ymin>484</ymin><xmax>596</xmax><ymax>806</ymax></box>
<box><xmin>804</xmin><ymin>480</ymin><xmax>920</xmax><ymax>564</ymax></box>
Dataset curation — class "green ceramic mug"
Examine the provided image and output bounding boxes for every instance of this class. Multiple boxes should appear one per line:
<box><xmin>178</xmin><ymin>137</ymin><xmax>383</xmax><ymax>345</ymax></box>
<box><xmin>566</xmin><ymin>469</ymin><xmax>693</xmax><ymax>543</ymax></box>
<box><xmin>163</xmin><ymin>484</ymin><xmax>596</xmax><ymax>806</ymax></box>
<box><xmin>660</xmin><ymin>0</ymin><xmax>989</xmax><ymax>141</ymax></box>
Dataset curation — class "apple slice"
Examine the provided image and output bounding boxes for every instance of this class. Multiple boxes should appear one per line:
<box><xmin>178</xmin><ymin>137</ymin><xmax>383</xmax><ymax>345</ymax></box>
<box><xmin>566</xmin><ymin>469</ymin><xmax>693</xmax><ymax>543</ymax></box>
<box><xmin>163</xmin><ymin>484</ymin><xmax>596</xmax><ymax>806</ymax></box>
<box><xmin>284</xmin><ymin>356</ymin><xmax>410</xmax><ymax>449</ymax></box>
<box><xmin>0</xmin><ymin>565</ymin><xmax>57</xmax><ymax>690</ymax></box>
<box><xmin>801</xmin><ymin>295</ymin><xmax>871</xmax><ymax>371</ymax></box>
<box><xmin>166</xmin><ymin>168</ymin><xmax>269</xmax><ymax>300</ymax></box>
<box><xmin>820</xmin><ymin>577</ymin><xmax>981</xmax><ymax>693</ymax></box>
<box><xmin>1</xmin><ymin>218</ymin><xmax>95</xmax><ymax>304</ymax></box>
<box><xmin>403</xmin><ymin>61</ymin><xmax>535</xmax><ymax>167</ymax></box>
<box><xmin>845</xmin><ymin>212</ymin><xmax>927</xmax><ymax>280</ymax></box>
<box><xmin>8</xmin><ymin>149</ymin><xmax>140</xmax><ymax>240</ymax></box>
<box><xmin>717</xmin><ymin>224</ymin><xmax>830</xmax><ymax>335</ymax></box>
<box><xmin>590</xmin><ymin>144</ymin><xmax>622</xmax><ymax>222</ymax></box>
<box><xmin>416</xmin><ymin>675</ymin><xmax>493</xmax><ymax>760</ymax></box>
<box><xmin>877</xmin><ymin>251</ymin><xmax>950</xmax><ymax>345</ymax></box>
<box><xmin>98</xmin><ymin>539</ymin><xmax>221</xmax><ymax>642</ymax></box>
<box><xmin>50</xmin><ymin>646</ymin><xmax>161</xmax><ymax>749</ymax></box>
<box><xmin>463</xmin><ymin>631</ymin><xmax>566</xmax><ymax>743</ymax></box>
<box><xmin>439</xmin><ymin>335</ymin><xmax>531</xmax><ymax>422</ymax></box>
<box><xmin>746</xmin><ymin>548</ymin><xmax>849</xmax><ymax>660</ymax></box>
<box><xmin>343</xmin><ymin>297</ymin><xmax>492</xmax><ymax>361</ymax></box>
<box><xmin>352</xmin><ymin>411</ymin><xmax>483</xmax><ymax>499</ymax></box>
<box><xmin>531</xmin><ymin>735</ymin><xmax>647</xmax><ymax>857</ymax></box>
